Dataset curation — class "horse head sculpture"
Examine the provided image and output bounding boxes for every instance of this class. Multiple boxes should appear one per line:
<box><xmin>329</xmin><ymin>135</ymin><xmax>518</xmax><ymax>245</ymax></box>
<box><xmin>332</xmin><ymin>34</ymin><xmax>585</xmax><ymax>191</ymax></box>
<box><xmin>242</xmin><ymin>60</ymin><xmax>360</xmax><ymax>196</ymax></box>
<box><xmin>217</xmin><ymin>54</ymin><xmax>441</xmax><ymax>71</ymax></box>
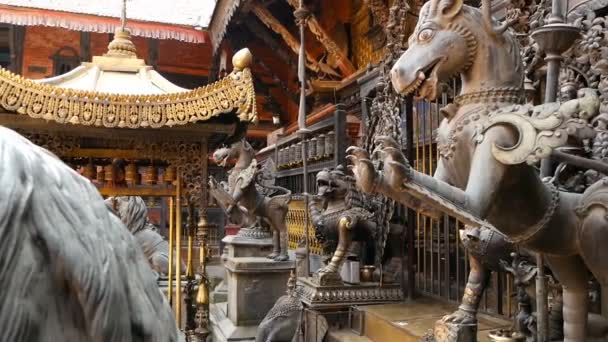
<box><xmin>390</xmin><ymin>0</ymin><xmax>523</xmax><ymax>102</ymax></box>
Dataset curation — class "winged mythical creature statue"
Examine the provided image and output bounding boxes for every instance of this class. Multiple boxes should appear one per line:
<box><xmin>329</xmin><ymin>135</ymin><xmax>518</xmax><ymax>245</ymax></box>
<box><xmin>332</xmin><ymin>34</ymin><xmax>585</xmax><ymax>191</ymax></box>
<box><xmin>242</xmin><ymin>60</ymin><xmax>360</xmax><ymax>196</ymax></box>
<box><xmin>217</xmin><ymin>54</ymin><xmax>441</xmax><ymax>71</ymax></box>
<box><xmin>0</xmin><ymin>126</ymin><xmax>179</xmax><ymax>342</ymax></box>
<box><xmin>209</xmin><ymin>139</ymin><xmax>292</xmax><ymax>261</ymax></box>
<box><xmin>346</xmin><ymin>0</ymin><xmax>608</xmax><ymax>339</ymax></box>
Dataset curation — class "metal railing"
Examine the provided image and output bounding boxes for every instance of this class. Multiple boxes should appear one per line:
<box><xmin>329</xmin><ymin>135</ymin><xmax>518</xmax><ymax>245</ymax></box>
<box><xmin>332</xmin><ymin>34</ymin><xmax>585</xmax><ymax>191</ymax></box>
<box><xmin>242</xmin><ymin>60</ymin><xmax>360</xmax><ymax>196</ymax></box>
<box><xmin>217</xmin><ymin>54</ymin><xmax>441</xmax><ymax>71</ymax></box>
<box><xmin>286</xmin><ymin>196</ymin><xmax>323</xmax><ymax>255</ymax></box>
<box><xmin>410</xmin><ymin>83</ymin><xmax>515</xmax><ymax>318</ymax></box>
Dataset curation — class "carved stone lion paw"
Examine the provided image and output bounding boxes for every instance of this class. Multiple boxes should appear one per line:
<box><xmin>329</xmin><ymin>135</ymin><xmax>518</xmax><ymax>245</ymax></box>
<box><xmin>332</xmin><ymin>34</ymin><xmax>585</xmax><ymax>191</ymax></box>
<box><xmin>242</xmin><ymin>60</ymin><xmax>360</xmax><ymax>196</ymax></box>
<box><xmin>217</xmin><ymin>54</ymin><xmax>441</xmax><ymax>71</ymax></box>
<box><xmin>441</xmin><ymin>309</ymin><xmax>476</xmax><ymax>325</ymax></box>
<box><xmin>273</xmin><ymin>254</ymin><xmax>289</xmax><ymax>262</ymax></box>
<box><xmin>346</xmin><ymin>146</ymin><xmax>378</xmax><ymax>194</ymax></box>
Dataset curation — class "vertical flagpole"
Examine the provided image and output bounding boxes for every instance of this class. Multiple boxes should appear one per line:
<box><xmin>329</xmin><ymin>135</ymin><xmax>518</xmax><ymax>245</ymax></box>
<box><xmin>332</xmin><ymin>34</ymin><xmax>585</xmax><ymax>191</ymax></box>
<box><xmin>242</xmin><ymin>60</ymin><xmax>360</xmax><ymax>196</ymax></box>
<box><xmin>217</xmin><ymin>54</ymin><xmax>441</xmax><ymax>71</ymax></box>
<box><xmin>531</xmin><ymin>1</ymin><xmax>580</xmax><ymax>339</ymax></box>
<box><xmin>294</xmin><ymin>0</ymin><xmax>311</xmax><ymax>277</ymax></box>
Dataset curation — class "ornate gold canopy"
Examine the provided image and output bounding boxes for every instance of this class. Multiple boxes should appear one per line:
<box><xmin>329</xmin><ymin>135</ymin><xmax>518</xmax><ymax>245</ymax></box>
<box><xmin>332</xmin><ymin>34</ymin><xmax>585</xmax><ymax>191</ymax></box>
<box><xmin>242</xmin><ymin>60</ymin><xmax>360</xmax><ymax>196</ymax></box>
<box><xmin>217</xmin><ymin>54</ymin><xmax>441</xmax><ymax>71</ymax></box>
<box><xmin>0</xmin><ymin>28</ymin><xmax>256</xmax><ymax>128</ymax></box>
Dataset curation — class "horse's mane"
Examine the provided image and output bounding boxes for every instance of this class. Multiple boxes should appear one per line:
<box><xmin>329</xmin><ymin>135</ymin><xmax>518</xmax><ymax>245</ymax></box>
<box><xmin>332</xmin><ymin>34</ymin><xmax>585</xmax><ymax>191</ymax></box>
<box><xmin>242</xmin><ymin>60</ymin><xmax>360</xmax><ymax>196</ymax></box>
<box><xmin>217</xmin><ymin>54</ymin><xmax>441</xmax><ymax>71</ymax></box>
<box><xmin>0</xmin><ymin>127</ymin><xmax>178</xmax><ymax>342</ymax></box>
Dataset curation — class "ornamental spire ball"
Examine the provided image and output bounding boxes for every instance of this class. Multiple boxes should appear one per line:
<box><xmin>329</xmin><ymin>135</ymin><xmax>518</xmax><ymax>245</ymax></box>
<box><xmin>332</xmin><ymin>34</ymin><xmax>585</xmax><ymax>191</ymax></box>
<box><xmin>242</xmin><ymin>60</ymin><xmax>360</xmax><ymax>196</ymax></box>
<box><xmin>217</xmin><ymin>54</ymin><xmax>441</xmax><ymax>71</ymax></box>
<box><xmin>232</xmin><ymin>48</ymin><xmax>253</xmax><ymax>71</ymax></box>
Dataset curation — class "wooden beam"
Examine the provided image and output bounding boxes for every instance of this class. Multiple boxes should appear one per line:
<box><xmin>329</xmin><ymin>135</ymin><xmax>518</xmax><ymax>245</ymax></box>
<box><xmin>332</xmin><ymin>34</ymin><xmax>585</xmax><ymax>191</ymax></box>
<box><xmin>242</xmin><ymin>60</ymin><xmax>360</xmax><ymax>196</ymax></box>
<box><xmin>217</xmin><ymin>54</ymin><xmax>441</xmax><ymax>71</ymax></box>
<box><xmin>243</xmin><ymin>17</ymin><xmax>298</xmax><ymax>74</ymax></box>
<box><xmin>148</xmin><ymin>38</ymin><xmax>159</xmax><ymax>68</ymax></box>
<box><xmin>8</xmin><ymin>25</ymin><xmax>24</xmax><ymax>74</ymax></box>
<box><xmin>256</xmin><ymin>58</ymin><xmax>299</xmax><ymax>103</ymax></box>
<box><xmin>80</xmin><ymin>31</ymin><xmax>91</xmax><ymax>62</ymax></box>
<box><xmin>98</xmin><ymin>187</ymin><xmax>177</xmax><ymax>197</ymax></box>
<box><xmin>0</xmin><ymin>113</ymin><xmax>235</xmax><ymax>142</ymax></box>
<box><xmin>247</xmin><ymin>123</ymin><xmax>277</xmax><ymax>139</ymax></box>
<box><xmin>285</xmin><ymin>0</ymin><xmax>356</xmax><ymax>76</ymax></box>
<box><xmin>285</xmin><ymin>103</ymin><xmax>335</xmax><ymax>135</ymax></box>
<box><xmin>250</xmin><ymin>3</ymin><xmax>340</xmax><ymax>77</ymax></box>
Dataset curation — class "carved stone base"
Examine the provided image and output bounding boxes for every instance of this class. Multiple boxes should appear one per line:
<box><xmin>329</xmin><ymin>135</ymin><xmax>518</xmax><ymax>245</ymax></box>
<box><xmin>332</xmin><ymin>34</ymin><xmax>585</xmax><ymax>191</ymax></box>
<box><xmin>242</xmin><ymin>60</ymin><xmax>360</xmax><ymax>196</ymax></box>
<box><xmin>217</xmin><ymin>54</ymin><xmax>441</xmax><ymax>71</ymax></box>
<box><xmin>236</xmin><ymin>227</ymin><xmax>272</xmax><ymax>240</ymax></box>
<box><xmin>434</xmin><ymin>320</ymin><xmax>478</xmax><ymax>342</ymax></box>
<box><xmin>221</xmin><ymin>235</ymin><xmax>293</xmax><ymax>328</ymax></box>
<box><xmin>210</xmin><ymin>302</ymin><xmax>257</xmax><ymax>342</ymax></box>
<box><xmin>295</xmin><ymin>277</ymin><xmax>403</xmax><ymax>309</ymax></box>
<box><xmin>222</xmin><ymin>234</ymin><xmax>274</xmax><ymax>258</ymax></box>
<box><xmin>312</xmin><ymin>270</ymin><xmax>344</xmax><ymax>286</ymax></box>
<box><xmin>211</xmin><ymin>279</ymin><xmax>228</xmax><ymax>303</ymax></box>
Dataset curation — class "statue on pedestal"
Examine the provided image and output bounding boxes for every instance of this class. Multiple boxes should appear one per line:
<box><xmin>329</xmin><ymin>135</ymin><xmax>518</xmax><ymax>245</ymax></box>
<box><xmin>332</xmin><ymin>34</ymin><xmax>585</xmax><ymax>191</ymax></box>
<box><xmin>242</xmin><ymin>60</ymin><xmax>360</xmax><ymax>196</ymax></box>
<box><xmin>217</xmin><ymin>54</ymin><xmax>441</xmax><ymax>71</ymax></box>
<box><xmin>0</xmin><ymin>126</ymin><xmax>178</xmax><ymax>341</ymax></box>
<box><xmin>308</xmin><ymin>165</ymin><xmax>388</xmax><ymax>285</ymax></box>
<box><xmin>346</xmin><ymin>0</ymin><xmax>608</xmax><ymax>339</ymax></box>
<box><xmin>209</xmin><ymin>139</ymin><xmax>292</xmax><ymax>260</ymax></box>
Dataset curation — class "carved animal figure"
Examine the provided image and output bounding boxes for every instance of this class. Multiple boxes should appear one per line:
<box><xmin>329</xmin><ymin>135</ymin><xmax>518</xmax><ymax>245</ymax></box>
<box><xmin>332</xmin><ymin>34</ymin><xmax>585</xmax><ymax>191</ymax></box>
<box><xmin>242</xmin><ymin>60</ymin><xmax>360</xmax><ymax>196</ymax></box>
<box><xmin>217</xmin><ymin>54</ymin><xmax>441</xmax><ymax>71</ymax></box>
<box><xmin>255</xmin><ymin>273</ymin><xmax>303</xmax><ymax>342</ymax></box>
<box><xmin>347</xmin><ymin>0</ymin><xmax>608</xmax><ymax>339</ymax></box>
<box><xmin>209</xmin><ymin>140</ymin><xmax>291</xmax><ymax>261</ymax></box>
<box><xmin>105</xmin><ymin>196</ymin><xmax>185</xmax><ymax>277</ymax></box>
<box><xmin>308</xmin><ymin>165</ymin><xmax>386</xmax><ymax>285</ymax></box>
<box><xmin>0</xmin><ymin>126</ymin><xmax>178</xmax><ymax>342</ymax></box>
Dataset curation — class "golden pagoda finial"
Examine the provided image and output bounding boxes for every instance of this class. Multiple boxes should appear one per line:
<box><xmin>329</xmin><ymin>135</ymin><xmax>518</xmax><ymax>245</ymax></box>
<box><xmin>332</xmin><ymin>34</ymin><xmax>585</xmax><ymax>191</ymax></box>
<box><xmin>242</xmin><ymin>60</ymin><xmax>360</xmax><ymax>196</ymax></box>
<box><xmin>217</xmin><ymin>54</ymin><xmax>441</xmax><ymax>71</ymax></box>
<box><xmin>105</xmin><ymin>0</ymin><xmax>137</xmax><ymax>58</ymax></box>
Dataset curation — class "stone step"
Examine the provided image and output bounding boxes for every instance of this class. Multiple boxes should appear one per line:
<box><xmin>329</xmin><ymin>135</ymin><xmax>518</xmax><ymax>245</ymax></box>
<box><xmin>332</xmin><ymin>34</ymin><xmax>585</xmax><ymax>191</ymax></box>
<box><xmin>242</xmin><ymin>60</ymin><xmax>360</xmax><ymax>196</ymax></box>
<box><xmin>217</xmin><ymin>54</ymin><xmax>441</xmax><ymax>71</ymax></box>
<box><xmin>326</xmin><ymin>329</ymin><xmax>373</xmax><ymax>342</ymax></box>
<box><xmin>356</xmin><ymin>297</ymin><xmax>510</xmax><ymax>341</ymax></box>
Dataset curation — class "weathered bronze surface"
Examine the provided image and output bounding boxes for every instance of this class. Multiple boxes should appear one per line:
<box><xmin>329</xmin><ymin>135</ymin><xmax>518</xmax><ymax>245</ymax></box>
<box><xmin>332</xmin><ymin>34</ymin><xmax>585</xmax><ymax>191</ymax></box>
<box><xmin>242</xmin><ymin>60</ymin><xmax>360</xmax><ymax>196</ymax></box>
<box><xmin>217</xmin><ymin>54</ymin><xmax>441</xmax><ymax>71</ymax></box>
<box><xmin>347</xmin><ymin>0</ymin><xmax>608</xmax><ymax>340</ymax></box>
<box><xmin>308</xmin><ymin>165</ymin><xmax>387</xmax><ymax>286</ymax></box>
<box><xmin>0</xmin><ymin>126</ymin><xmax>178</xmax><ymax>341</ymax></box>
<box><xmin>209</xmin><ymin>139</ymin><xmax>292</xmax><ymax>261</ymax></box>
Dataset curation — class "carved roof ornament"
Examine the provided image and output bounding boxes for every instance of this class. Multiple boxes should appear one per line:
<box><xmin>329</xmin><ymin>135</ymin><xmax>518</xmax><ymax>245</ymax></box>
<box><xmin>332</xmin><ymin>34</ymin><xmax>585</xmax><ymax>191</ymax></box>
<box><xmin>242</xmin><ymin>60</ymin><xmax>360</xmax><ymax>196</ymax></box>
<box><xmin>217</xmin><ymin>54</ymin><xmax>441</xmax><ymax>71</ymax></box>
<box><xmin>0</xmin><ymin>3</ymin><xmax>257</xmax><ymax>129</ymax></box>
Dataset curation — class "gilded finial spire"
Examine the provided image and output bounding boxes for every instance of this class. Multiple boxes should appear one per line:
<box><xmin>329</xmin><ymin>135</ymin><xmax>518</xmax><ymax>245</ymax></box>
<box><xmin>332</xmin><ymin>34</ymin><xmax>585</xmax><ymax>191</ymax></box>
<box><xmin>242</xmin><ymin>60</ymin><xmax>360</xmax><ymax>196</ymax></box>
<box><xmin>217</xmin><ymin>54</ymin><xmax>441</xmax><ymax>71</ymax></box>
<box><xmin>105</xmin><ymin>0</ymin><xmax>137</xmax><ymax>58</ymax></box>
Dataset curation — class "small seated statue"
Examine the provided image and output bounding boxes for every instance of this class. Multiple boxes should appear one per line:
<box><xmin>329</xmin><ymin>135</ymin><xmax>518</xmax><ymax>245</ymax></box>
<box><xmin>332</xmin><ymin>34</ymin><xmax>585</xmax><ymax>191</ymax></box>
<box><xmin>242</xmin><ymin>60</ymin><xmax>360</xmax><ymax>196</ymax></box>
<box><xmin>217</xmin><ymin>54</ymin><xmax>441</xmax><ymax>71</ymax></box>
<box><xmin>106</xmin><ymin>196</ymin><xmax>185</xmax><ymax>277</ymax></box>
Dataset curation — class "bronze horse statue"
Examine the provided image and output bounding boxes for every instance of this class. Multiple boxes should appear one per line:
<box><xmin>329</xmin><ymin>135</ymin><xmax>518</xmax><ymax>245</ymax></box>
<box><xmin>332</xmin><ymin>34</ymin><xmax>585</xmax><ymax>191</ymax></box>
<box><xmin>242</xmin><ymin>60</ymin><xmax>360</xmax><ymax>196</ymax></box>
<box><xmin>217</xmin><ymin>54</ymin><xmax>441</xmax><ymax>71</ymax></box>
<box><xmin>210</xmin><ymin>139</ymin><xmax>291</xmax><ymax>261</ymax></box>
<box><xmin>347</xmin><ymin>0</ymin><xmax>608</xmax><ymax>340</ymax></box>
<box><xmin>0</xmin><ymin>126</ymin><xmax>178</xmax><ymax>342</ymax></box>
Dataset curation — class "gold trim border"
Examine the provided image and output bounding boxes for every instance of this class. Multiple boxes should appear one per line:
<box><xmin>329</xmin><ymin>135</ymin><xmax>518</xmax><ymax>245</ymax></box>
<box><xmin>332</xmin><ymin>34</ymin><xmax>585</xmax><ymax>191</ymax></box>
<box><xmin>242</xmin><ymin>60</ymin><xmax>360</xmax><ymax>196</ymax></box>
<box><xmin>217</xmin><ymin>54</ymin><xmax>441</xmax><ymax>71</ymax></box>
<box><xmin>0</xmin><ymin>67</ymin><xmax>257</xmax><ymax>129</ymax></box>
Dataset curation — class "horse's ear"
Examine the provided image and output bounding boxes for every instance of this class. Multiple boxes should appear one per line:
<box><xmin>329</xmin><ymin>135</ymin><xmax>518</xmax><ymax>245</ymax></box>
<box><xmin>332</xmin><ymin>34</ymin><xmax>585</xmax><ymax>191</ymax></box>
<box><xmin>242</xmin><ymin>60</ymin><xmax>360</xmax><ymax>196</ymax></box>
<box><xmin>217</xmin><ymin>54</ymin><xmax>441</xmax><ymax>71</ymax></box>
<box><xmin>438</xmin><ymin>0</ymin><xmax>463</xmax><ymax>19</ymax></box>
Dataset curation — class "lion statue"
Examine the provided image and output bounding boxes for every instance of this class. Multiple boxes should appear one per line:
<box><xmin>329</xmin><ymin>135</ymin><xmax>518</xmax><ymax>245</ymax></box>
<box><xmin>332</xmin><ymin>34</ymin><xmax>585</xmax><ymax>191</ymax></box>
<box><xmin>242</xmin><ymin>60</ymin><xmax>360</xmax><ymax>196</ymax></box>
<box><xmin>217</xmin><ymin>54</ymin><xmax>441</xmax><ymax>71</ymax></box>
<box><xmin>0</xmin><ymin>126</ymin><xmax>179</xmax><ymax>342</ymax></box>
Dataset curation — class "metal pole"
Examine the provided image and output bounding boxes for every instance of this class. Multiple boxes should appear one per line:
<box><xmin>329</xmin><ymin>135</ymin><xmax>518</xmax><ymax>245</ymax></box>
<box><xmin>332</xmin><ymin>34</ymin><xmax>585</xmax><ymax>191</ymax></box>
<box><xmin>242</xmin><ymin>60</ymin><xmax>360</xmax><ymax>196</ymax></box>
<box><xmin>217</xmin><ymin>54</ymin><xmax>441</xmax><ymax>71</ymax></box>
<box><xmin>532</xmin><ymin>0</ymin><xmax>578</xmax><ymax>338</ymax></box>
<box><xmin>295</xmin><ymin>0</ymin><xmax>311</xmax><ymax>277</ymax></box>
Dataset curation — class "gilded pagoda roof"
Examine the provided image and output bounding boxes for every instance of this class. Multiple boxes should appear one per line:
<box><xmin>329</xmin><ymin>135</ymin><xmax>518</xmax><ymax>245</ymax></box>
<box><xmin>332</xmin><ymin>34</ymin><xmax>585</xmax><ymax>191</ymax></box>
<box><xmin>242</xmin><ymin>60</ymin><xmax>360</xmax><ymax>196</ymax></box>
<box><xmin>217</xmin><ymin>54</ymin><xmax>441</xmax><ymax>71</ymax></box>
<box><xmin>0</xmin><ymin>28</ymin><xmax>257</xmax><ymax>129</ymax></box>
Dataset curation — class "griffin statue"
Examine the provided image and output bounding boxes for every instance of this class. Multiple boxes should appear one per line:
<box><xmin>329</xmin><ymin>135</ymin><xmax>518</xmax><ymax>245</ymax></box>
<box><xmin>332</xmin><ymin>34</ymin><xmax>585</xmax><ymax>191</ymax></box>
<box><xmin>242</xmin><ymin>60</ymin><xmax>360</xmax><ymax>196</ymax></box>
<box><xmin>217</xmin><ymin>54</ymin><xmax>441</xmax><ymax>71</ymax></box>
<box><xmin>209</xmin><ymin>139</ymin><xmax>292</xmax><ymax>261</ymax></box>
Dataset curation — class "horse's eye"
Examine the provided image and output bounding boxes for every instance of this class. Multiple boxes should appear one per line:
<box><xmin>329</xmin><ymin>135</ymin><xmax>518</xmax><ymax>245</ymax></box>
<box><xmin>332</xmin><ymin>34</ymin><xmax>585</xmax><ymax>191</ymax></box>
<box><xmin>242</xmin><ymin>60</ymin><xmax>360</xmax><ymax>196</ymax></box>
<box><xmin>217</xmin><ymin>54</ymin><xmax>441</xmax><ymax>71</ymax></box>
<box><xmin>418</xmin><ymin>28</ymin><xmax>435</xmax><ymax>42</ymax></box>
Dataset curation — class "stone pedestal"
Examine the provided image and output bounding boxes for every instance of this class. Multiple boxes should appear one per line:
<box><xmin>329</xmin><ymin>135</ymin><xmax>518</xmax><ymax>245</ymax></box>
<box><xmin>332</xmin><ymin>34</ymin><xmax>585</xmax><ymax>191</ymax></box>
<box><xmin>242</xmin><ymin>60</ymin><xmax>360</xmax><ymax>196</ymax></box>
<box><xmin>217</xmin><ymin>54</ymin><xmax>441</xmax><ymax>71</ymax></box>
<box><xmin>210</xmin><ymin>233</ymin><xmax>294</xmax><ymax>341</ymax></box>
<box><xmin>295</xmin><ymin>277</ymin><xmax>403</xmax><ymax>309</ymax></box>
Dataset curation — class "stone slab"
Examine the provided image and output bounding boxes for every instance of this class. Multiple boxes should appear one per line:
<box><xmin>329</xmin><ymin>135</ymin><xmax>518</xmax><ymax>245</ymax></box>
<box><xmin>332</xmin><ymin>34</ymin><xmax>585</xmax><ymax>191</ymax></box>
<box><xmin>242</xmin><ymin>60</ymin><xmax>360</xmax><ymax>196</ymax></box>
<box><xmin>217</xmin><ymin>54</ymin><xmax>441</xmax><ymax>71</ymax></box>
<box><xmin>222</xmin><ymin>235</ymin><xmax>273</xmax><ymax>258</ymax></box>
<box><xmin>210</xmin><ymin>302</ymin><xmax>257</xmax><ymax>342</ymax></box>
<box><xmin>358</xmin><ymin>299</ymin><xmax>511</xmax><ymax>342</ymax></box>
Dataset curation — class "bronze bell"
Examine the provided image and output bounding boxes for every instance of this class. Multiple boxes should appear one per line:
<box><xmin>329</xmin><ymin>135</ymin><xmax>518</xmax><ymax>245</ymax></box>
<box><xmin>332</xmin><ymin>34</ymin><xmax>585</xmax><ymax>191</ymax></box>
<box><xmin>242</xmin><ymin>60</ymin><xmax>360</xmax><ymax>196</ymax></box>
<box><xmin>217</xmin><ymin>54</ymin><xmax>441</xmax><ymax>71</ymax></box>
<box><xmin>143</xmin><ymin>165</ymin><xmax>158</xmax><ymax>185</ymax></box>
<box><xmin>125</xmin><ymin>162</ymin><xmax>138</xmax><ymax>185</ymax></box>
<box><xmin>83</xmin><ymin>160</ymin><xmax>96</xmax><ymax>180</ymax></box>
<box><xmin>164</xmin><ymin>165</ymin><xmax>176</xmax><ymax>184</ymax></box>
